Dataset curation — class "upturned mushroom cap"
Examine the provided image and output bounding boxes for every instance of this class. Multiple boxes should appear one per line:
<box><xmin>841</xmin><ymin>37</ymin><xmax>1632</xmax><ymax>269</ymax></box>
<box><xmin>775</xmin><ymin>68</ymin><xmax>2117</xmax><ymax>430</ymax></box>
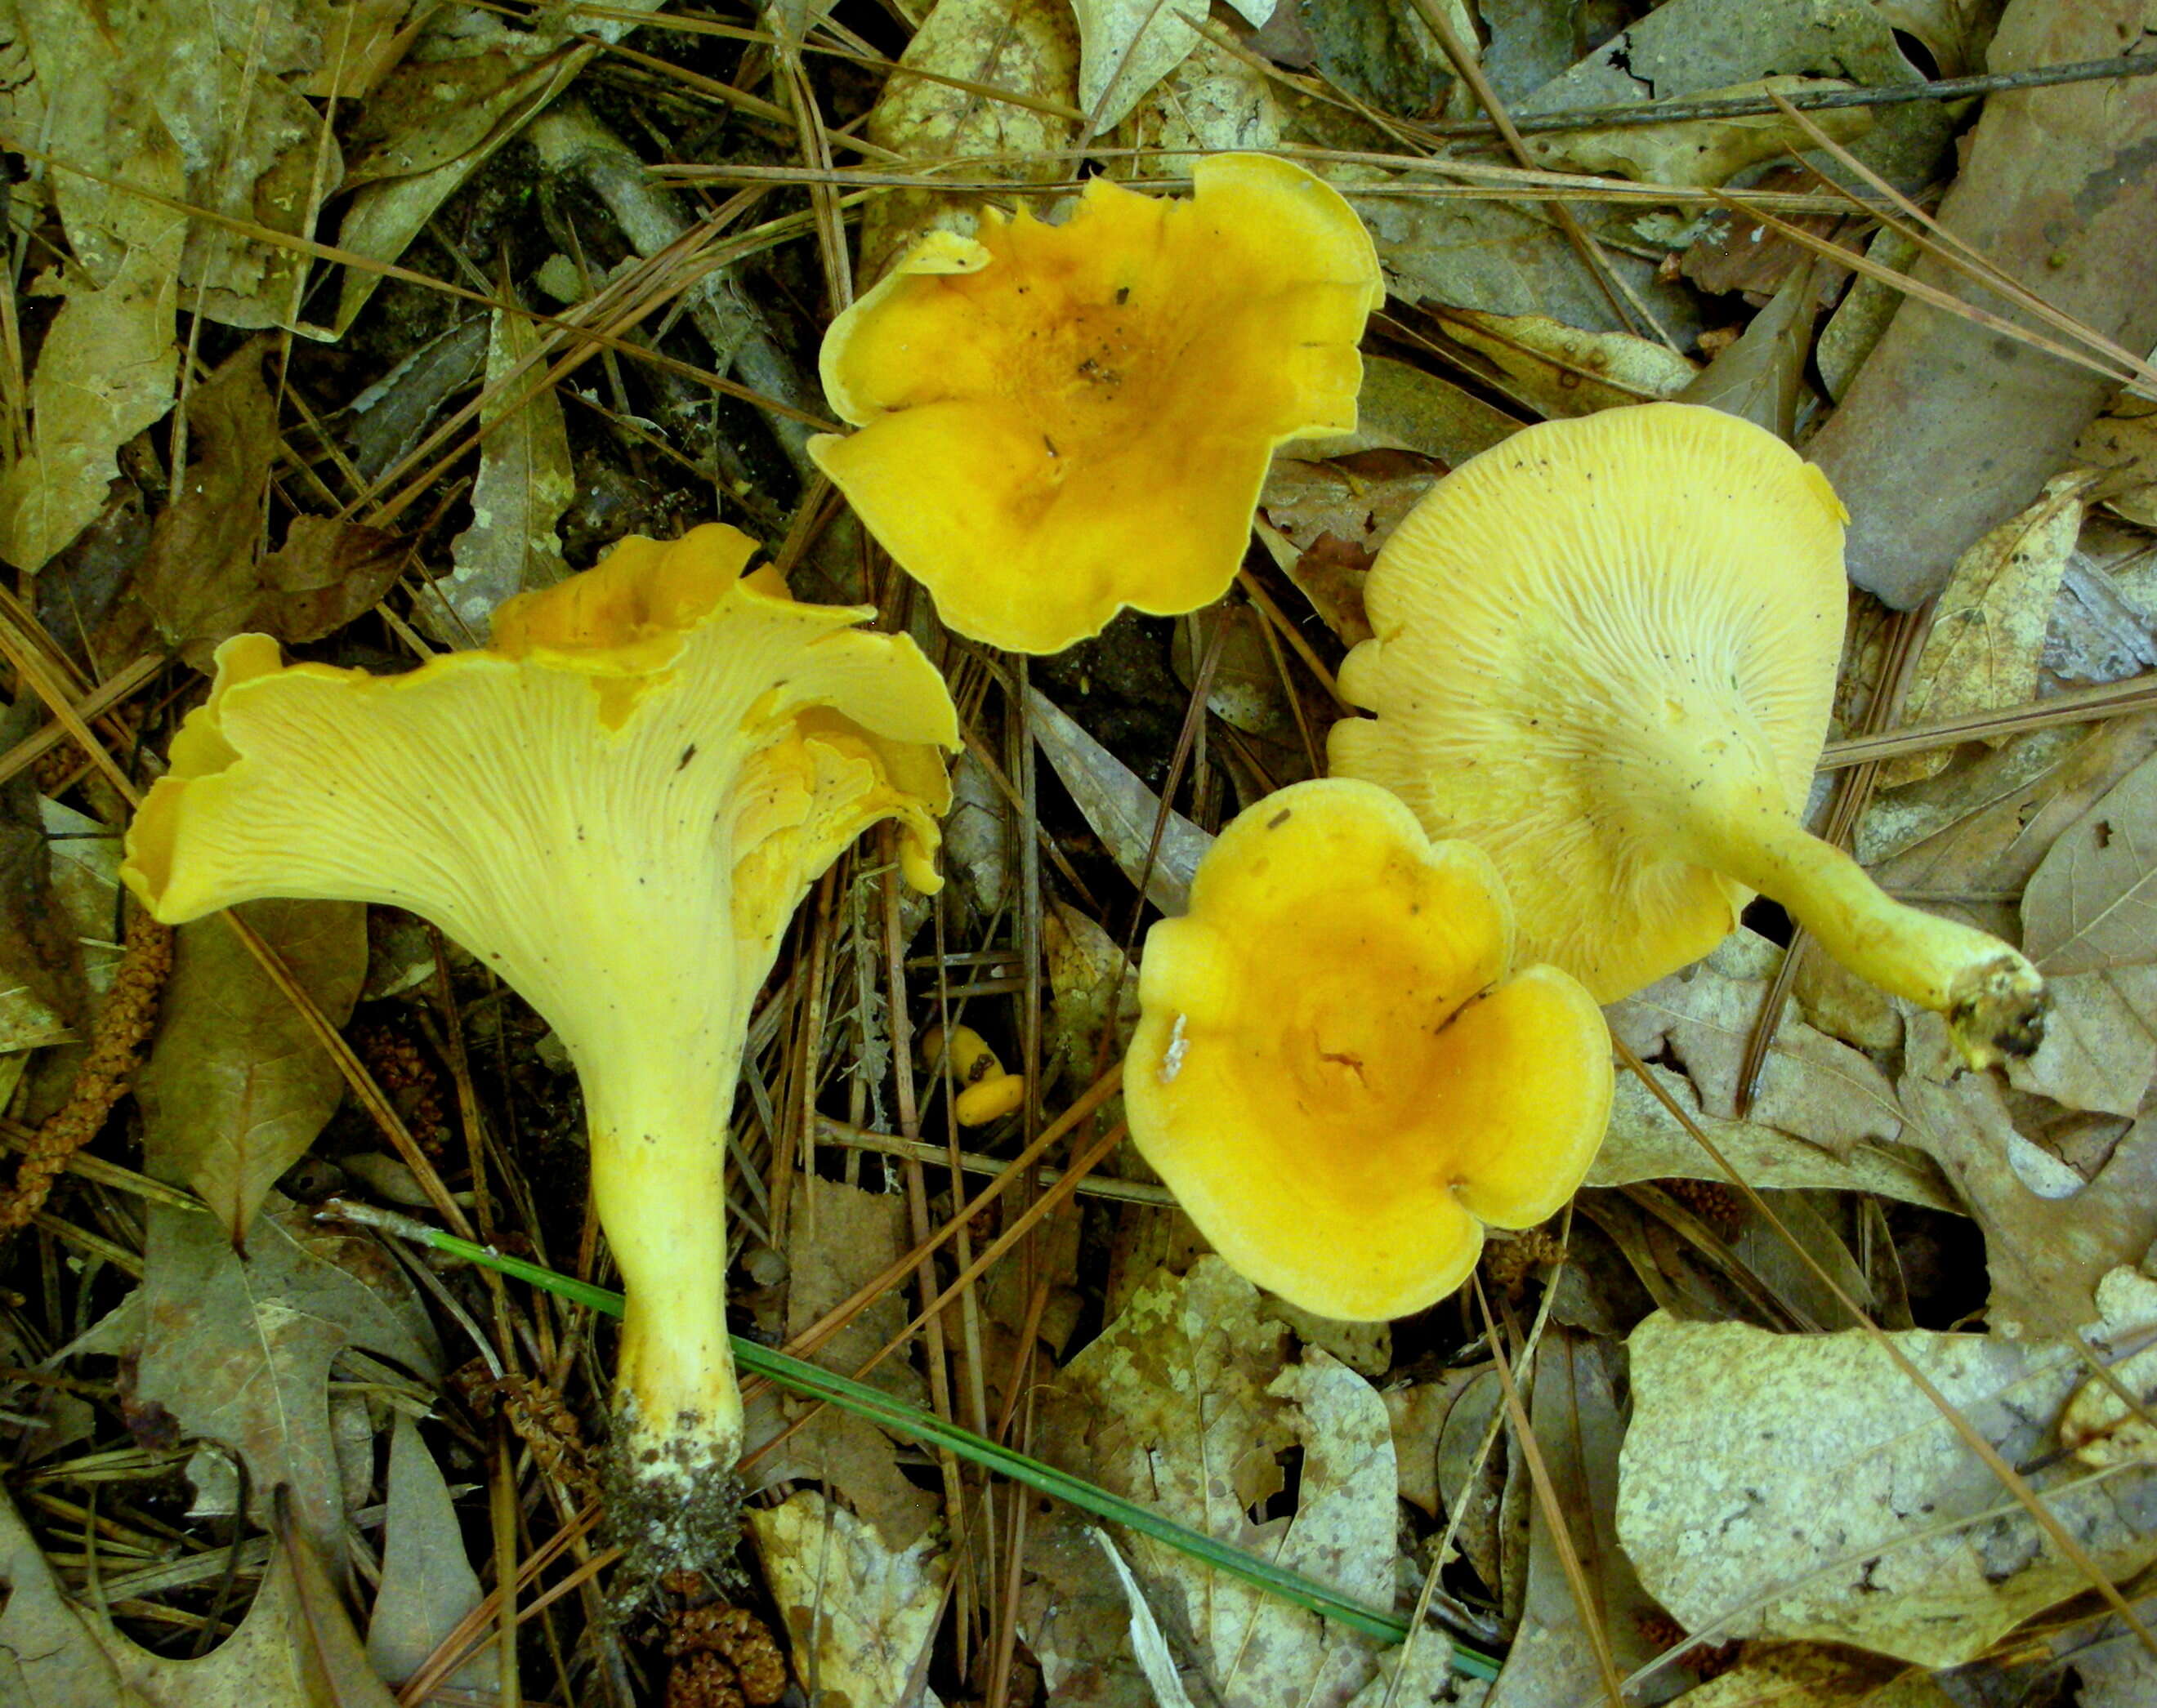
<box><xmin>122</xmin><ymin>522</ymin><xmax>960</xmax><ymax>1572</ymax></box>
<box><xmin>1329</xmin><ymin>403</ymin><xmax>2044</xmax><ymax>1064</ymax></box>
<box><xmin>1123</xmin><ymin>778</ymin><xmax>1613</xmax><ymax>1322</ymax></box>
<box><xmin>811</xmin><ymin>152</ymin><xmax>1382</xmax><ymax>654</ymax></box>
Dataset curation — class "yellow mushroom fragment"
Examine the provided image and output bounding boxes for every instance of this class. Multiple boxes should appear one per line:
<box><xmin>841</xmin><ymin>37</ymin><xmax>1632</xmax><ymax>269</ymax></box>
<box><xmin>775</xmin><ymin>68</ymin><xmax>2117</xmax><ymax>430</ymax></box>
<box><xmin>1124</xmin><ymin>778</ymin><xmax>1612</xmax><ymax>1322</ymax></box>
<box><xmin>121</xmin><ymin>525</ymin><xmax>960</xmax><ymax>1570</ymax></box>
<box><xmin>1329</xmin><ymin>402</ymin><xmax>2044</xmax><ymax>1067</ymax></box>
<box><xmin>922</xmin><ymin>1022</ymin><xmax>1026</xmax><ymax>1125</ymax></box>
<box><xmin>811</xmin><ymin>152</ymin><xmax>1383</xmax><ymax>654</ymax></box>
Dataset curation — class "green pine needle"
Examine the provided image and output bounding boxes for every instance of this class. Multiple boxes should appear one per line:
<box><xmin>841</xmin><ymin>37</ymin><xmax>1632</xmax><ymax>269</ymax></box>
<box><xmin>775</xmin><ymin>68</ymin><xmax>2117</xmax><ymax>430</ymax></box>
<box><xmin>335</xmin><ymin>1201</ymin><xmax>1498</xmax><ymax>1679</ymax></box>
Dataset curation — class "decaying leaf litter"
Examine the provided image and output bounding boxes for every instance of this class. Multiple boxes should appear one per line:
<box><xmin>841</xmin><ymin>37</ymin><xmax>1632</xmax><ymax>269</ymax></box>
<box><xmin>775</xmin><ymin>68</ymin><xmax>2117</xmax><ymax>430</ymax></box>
<box><xmin>7</xmin><ymin>0</ymin><xmax>2157</xmax><ymax>1703</ymax></box>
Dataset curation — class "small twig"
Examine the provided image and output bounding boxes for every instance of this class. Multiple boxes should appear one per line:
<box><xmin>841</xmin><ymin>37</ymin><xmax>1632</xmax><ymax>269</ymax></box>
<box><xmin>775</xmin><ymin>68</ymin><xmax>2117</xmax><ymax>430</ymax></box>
<box><xmin>1416</xmin><ymin>51</ymin><xmax>2157</xmax><ymax>138</ymax></box>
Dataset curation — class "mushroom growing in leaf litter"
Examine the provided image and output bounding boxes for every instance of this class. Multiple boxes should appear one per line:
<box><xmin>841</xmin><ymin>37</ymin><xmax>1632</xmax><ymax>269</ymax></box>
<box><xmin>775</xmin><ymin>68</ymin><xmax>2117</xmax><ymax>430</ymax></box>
<box><xmin>1124</xmin><ymin>778</ymin><xmax>1613</xmax><ymax>1322</ymax></box>
<box><xmin>122</xmin><ymin>524</ymin><xmax>961</xmax><ymax>1574</ymax></box>
<box><xmin>1329</xmin><ymin>402</ymin><xmax>2045</xmax><ymax>1067</ymax></box>
<box><xmin>811</xmin><ymin>151</ymin><xmax>1383</xmax><ymax>654</ymax></box>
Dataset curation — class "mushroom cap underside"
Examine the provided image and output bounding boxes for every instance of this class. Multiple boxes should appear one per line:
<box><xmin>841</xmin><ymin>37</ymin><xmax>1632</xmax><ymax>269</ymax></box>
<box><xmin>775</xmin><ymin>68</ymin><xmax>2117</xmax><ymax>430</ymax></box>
<box><xmin>1329</xmin><ymin>402</ymin><xmax>1849</xmax><ymax>1001</ymax></box>
<box><xmin>811</xmin><ymin>152</ymin><xmax>1383</xmax><ymax>654</ymax></box>
<box><xmin>1124</xmin><ymin>778</ymin><xmax>1613</xmax><ymax>1322</ymax></box>
<box><xmin>123</xmin><ymin>526</ymin><xmax>961</xmax><ymax>1060</ymax></box>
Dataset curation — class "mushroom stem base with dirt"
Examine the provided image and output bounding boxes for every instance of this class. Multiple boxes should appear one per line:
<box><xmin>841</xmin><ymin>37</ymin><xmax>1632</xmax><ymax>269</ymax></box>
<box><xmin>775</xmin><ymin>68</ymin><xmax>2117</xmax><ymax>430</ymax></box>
<box><xmin>584</xmin><ymin>1053</ymin><xmax>748</xmax><ymax>1582</ymax></box>
<box><xmin>1673</xmin><ymin>778</ymin><xmax>2046</xmax><ymax>1068</ymax></box>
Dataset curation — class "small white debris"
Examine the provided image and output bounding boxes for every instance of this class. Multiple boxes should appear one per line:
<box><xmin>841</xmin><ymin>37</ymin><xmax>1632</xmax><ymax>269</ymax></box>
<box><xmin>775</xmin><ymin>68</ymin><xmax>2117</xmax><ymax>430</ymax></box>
<box><xmin>1159</xmin><ymin>1014</ymin><xmax>1190</xmax><ymax>1083</ymax></box>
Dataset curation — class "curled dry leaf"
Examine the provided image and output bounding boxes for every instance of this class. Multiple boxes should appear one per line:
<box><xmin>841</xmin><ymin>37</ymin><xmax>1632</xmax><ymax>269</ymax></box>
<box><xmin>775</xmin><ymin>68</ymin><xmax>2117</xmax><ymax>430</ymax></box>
<box><xmin>1618</xmin><ymin>1310</ymin><xmax>2157</xmax><ymax>1668</ymax></box>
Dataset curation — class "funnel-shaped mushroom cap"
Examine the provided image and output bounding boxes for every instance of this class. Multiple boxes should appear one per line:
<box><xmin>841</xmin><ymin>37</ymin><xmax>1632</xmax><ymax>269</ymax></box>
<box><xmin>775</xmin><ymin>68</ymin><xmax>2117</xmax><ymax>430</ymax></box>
<box><xmin>1124</xmin><ymin>778</ymin><xmax>1613</xmax><ymax>1322</ymax></box>
<box><xmin>124</xmin><ymin>523</ymin><xmax>959</xmax><ymax>1050</ymax></box>
<box><xmin>811</xmin><ymin>153</ymin><xmax>1382</xmax><ymax>654</ymax></box>
<box><xmin>1330</xmin><ymin>404</ymin><xmax>2044</xmax><ymax>1064</ymax></box>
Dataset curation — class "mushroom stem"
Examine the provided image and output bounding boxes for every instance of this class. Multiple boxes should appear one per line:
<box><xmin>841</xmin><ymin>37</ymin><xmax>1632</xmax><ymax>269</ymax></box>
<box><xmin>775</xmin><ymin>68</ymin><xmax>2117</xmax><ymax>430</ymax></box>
<box><xmin>583</xmin><ymin>1049</ymin><xmax>745</xmax><ymax>1565</ymax></box>
<box><xmin>1672</xmin><ymin>779</ymin><xmax>2044</xmax><ymax>1068</ymax></box>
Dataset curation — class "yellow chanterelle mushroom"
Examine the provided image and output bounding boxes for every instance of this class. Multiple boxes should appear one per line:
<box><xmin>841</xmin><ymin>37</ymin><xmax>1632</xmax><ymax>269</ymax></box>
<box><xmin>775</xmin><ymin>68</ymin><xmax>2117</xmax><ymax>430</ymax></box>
<box><xmin>811</xmin><ymin>152</ymin><xmax>1383</xmax><ymax>654</ymax></box>
<box><xmin>1329</xmin><ymin>402</ymin><xmax>2045</xmax><ymax>1066</ymax></box>
<box><xmin>1124</xmin><ymin>778</ymin><xmax>1613</xmax><ymax>1321</ymax></box>
<box><xmin>122</xmin><ymin>524</ymin><xmax>960</xmax><ymax>1573</ymax></box>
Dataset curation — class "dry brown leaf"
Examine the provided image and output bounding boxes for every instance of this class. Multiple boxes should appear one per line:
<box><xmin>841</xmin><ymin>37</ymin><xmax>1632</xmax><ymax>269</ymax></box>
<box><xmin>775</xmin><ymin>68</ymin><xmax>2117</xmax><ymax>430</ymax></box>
<box><xmin>426</xmin><ymin>305</ymin><xmax>574</xmax><ymax>643</ymax></box>
<box><xmin>1383</xmin><ymin>1367</ymin><xmax>1487</xmax><ymax>1519</ymax></box>
<box><xmin>1806</xmin><ymin>0</ymin><xmax>2157</xmax><ymax>609</ymax></box>
<box><xmin>365</xmin><ymin>1414</ymin><xmax>489</xmax><ymax>1688</ymax></box>
<box><xmin>0</xmin><ymin>714</ymin><xmax>90</xmax><ymax>1054</ymax></box>
<box><xmin>0</xmin><ymin>1484</ymin><xmax>396</xmax><ymax>1707</ymax></box>
<box><xmin>1044</xmin><ymin>896</ymin><xmax>1137</xmax><ymax>1096</ymax></box>
<box><xmin>1589</xmin><ymin>1064</ymin><xmax>1952</xmax><ymax>1209</ymax></box>
<box><xmin>1882</xmin><ymin>473</ymin><xmax>2091</xmax><ymax>786</ymax></box>
<box><xmin>2004</xmin><ymin>966</ymin><xmax>2157</xmax><ymax>1117</ymax></box>
<box><xmin>1070</xmin><ymin>0</ymin><xmax>1268</xmax><ymax>135</ymax></box>
<box><xmin>0</xmin><ymin>227</ymin><xmax>182</xmax><ymax>573</ymax></box>
<box><xmin>252</xmin><ymin>515</ymin><xmax>407</xmax><ymax>644</ymax></box>
<box><xmin>328</xmin><ymin>3</ymin><xmax>670</xmax><ymax>336</ymax></box>
<box><xmin>769</xmin><ymin>1174</ymin><xmax>938</xmax><ymax>1550</ymax></box>
<box><xmin>1898</xmin><ymin>1037</ymin><xmax>2157</xmax><ymax>1337</ymax></box>
<box><xmin>1262</xmin><ymin>448</ymin><xmax>1442</xmax><ymax>645</ymax></box>
<box><xmin>1618</xmin><ymin>1309</ymin><xmax>2157</xmax><ymax>1668</ymax></box>
<box><xmin>2074</xmin><ymin>396</ymin><xmax>2157</xmax><ymax>528</ymax></box>
<box><xmin>1297</xmin><ymin>354</ymin><xmax>1523</xmax><ymax>468</ymax></box>
<box><xmin>2021</xmin><ymin>745</ymin><xmax>2157</xmax><ymax>974</ymax></box>
<box><xmin>1863</xmin><ymin>711</ymin><xmax>2157</xmax><ymax>892</ymax></box>
<box><xmin>1026</xmin><ymin>686</ymin><xmax>1210</xmax><ymax>914</ymax></box>
<box><xmin>1488</xmin><ymin>1332</ymin><xmax>1659</xmax><ymax>1708</ymax></box>
<box><xmin>749</xmin><ymin>1489</ymin><xmax>949</xmax><ymax>1707</ymax></box>
<box><xmin>130</xmin><ymin>1202</ymin><xmax>440</xmax><ymax>1561</ymax></box>
<box><xmin>1037</xmin><ymin>1258</ymin><xmax>1399</xmax><ymax>1707</ymax></box>
<box><xmin>1019</xmin><ymin>1501</ymin><xmax>1158</xmax><ymax>1708</ymax></box>
<box><xmin>135</xmin><ymin>899</ymin><xmax>368</xmax><ymax>1242</ymax></box>
<box><xmin>859</xmin><ymin>0</ymin><xmax>1081</xmax><ymax>279</ymax></box>
<box><xmin>1608</xmin><ymin>939</ymin><xmax>1902</xmax><ymax>1158</ymax></box>
<box><xmin>107</xmin><ymin>342</ymin><xmax>281</xmax><ymax>669</ymax></box>
<box><xmin>1119</xmin><ymin>28</ymin><xmax>1283</xmax><ymax>171</ymax></box>
<box><xmin>1665</xmin><ymin>1643</ymin><xmax>1958</xmax><ymax>1706</ymax></box>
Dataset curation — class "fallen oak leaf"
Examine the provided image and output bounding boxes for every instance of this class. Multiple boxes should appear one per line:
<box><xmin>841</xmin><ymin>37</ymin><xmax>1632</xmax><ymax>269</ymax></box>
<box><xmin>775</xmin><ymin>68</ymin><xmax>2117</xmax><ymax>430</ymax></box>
<box><xmin>132</xmin><ymin>1200</ymin><xmax>440</xmax><ymax>1561</ymax></box>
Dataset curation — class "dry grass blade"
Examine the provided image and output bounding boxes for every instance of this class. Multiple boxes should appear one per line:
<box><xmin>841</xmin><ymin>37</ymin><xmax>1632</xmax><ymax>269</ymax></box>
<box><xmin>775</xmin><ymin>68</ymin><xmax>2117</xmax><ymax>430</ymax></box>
<box><xmin>1820</xmin><ymin>671</ymin><xmax>2157</xmax><ymax>767</ymax></box>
